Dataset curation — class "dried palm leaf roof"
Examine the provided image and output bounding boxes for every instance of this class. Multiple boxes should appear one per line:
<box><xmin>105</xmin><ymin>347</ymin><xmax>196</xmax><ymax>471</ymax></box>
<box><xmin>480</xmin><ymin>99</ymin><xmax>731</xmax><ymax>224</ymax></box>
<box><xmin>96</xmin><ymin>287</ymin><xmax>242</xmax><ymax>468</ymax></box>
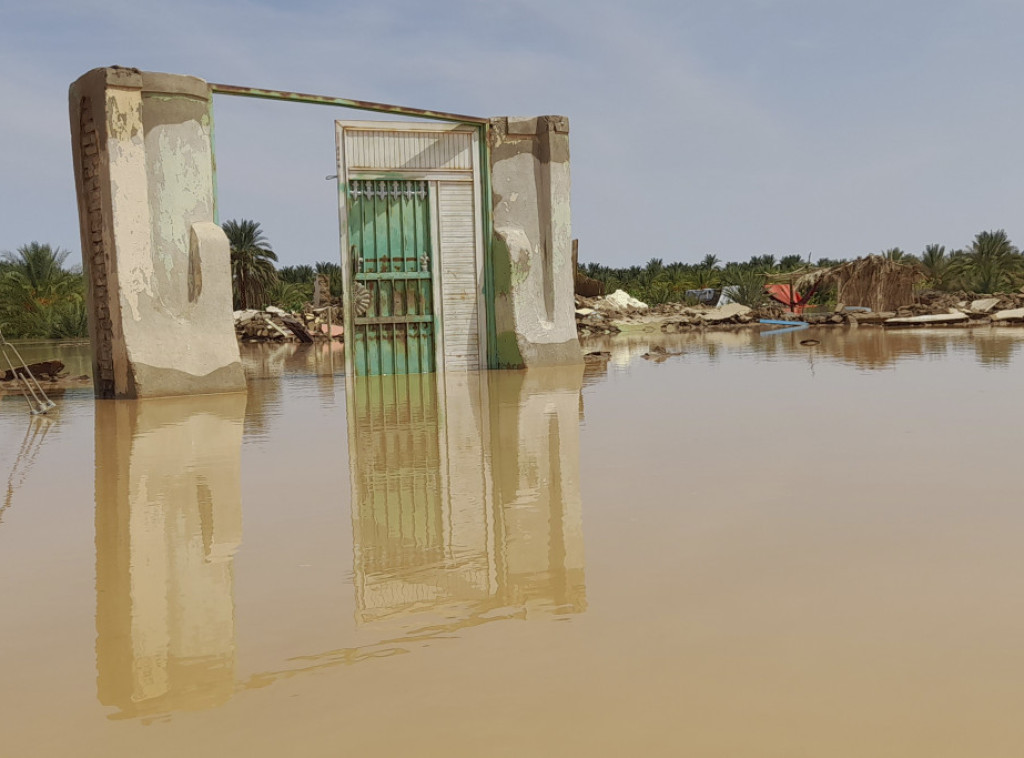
<box><xmin>796</xmin><ymin>255</ymin><xmax>924</xmax><ymax>311</ymax></box>
<box><xmin>764</xmin><ymin>266</ymin><xmax>822</xmax><ymax>285</ymax></box>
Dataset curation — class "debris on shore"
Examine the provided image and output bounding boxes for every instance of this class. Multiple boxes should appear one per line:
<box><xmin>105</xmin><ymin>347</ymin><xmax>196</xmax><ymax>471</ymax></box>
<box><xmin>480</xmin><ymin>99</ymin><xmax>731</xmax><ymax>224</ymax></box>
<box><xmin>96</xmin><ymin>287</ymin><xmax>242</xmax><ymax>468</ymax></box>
<box><xmin>576</xmin><ymin>289</ymin><xmax>755</xmax><ymax>337</ymax></box>
<box><xmin>576</xmin><ymin>286</ymin><xmax>1024</xmax><ymax>337</ymax></box>
<box><xmin>0</xmin><ymin>360</ymin><xmax>90</xmax><ymax>394</ymax></box>
<box><xmin>234</xmin><ymin>306</ymin><xmax>343</xmax><ymax>343</ymax></box>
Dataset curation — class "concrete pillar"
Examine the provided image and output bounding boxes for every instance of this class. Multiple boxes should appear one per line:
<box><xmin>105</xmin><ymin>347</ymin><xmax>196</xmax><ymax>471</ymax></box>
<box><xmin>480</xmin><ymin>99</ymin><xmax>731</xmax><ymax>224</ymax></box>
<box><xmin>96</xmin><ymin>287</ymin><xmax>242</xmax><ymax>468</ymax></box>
<box><xmin>489</xmin><ymin>116</ymin><xmax>583</xmax><ymax>368</ymax></box>
<box><xmin>69</xmin><ymin>67</ymin><xmax>244</xmax><ymax>398</ymax></box>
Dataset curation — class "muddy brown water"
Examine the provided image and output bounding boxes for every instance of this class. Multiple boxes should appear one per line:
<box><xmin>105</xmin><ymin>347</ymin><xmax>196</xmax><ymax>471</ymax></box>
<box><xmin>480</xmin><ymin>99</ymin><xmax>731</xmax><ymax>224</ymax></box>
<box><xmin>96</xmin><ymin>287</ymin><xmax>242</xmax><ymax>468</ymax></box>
<box><xmin>2</xmin><ymin>327</ymin><xmax>1024</xmax><ymax>756</ymax></box>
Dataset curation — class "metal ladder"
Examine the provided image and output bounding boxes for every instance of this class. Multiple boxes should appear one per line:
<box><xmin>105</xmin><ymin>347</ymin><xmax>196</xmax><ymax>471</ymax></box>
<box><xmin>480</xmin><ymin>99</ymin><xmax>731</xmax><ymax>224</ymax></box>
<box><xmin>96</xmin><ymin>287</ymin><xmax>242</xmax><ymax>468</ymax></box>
<box><xmin>0</xmin><ymin>327</ymin><xmax>56</xmax><ymax>415</ymax></box>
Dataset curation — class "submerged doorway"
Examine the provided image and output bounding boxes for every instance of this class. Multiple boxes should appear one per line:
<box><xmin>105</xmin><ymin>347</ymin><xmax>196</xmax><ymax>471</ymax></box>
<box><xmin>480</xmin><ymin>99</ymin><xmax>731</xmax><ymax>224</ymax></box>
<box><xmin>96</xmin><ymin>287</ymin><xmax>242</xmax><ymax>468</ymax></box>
<box><xmin>336</xmin><ymin>121</ymin><xmax>487</xmax><ymax>376</ymax></box>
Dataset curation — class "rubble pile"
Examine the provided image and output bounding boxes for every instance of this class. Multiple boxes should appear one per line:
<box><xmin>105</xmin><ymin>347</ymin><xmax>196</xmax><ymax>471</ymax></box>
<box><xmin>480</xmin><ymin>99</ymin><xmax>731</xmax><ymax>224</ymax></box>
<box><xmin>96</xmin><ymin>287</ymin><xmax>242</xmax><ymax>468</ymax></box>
<box><xmin>234</xmin><ymin>305</ymin><xmax>343</xmax><ymax>343</ymax></box>
<box><xmin>0</xmin><ymin>360</ymin><xmax>90</xmax><ymax>393</ymax></box>
<box><xmin>576</xmin><ymin>286</ymin><xmax>1024</xmax><ymax>337</ymax></box>
<box><xmin>575</xmin><ymin>289</ymin><xmax>758</xmax><ymax>337</ymax></box>
<box><xmin>574</xmin><ymin>290</ymin><xmax>632</xmax><ymax>337</ymax></box>
<box><xmin>657</xmin><ymin>303</ymin><xmax>755</xmax><ymax>332</ymax></box>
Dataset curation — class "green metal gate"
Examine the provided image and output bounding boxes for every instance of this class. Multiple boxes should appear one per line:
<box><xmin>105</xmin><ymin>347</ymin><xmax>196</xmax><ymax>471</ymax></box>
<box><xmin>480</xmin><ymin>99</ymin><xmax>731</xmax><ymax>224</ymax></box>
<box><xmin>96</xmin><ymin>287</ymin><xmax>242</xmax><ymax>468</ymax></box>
<box><xmin>347</xmin><ymin>180</ymin><xmax>437</xmax><ymax>375</ymax></box>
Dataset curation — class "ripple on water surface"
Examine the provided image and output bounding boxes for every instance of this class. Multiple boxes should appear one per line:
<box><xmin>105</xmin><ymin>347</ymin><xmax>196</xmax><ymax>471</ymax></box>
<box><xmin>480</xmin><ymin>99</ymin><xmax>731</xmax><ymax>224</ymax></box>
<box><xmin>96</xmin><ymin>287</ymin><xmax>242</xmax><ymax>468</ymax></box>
<box><xmin>1</xmin><ymin>330</ymin><xmax>1023</xmax><ymax>757</ymax></box>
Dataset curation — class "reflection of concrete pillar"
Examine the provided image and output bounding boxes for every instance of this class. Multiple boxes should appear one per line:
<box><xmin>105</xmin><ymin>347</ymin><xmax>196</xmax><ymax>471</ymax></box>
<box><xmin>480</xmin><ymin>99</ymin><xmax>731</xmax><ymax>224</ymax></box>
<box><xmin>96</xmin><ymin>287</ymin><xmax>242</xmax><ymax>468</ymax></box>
<box><xmin>95</xmin><ymin>394</ymin><xmax>245</xmax><ymax>718</ymax></box>
<box><xmin>69</xmin><ymin>68</ymin><xmax>244</xmax><ymax>398</ymax></box>
<box><xmin>489</xmin><ymin>366</ymin><xmax>587</xmax><ymax>614</ymax></box>
<box><xmin>490</xmin><ymin>116</ymin><xmax>582</xmax><ymax>368</ymax></box>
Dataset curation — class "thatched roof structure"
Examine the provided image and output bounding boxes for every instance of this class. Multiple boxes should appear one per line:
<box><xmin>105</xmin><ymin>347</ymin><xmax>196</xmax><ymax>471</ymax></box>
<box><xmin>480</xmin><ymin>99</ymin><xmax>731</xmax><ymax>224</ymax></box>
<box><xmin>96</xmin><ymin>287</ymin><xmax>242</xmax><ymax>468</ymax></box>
<box><xmin>794</xmin><ymin>256</ymin><xmax>923</xmax><ymax>311</ymax></box>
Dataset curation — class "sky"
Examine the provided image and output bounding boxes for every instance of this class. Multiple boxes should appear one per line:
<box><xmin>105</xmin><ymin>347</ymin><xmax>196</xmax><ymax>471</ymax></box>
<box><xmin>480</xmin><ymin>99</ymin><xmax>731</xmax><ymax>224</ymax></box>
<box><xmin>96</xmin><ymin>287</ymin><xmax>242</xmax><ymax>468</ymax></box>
<box><xmin>3</xmin><ymin>0</ymin><xmax>1024</xmax><ymax>268</ymax></box>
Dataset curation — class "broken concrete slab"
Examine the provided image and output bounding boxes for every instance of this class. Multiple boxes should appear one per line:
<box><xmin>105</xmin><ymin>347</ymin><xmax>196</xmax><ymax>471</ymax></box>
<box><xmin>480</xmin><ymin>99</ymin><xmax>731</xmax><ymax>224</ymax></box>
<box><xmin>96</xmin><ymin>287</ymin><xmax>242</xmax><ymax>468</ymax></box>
<box><xmin>885</xmin><ymin>313</ymin><xmax>970</xmax><ymax>325</ymax></box>
<box><xmin>703</xmin><ymin>304</ymin><xmax>752</xmax><ymax>322</ymax></box>
<box><xmin>970</xmin><ymin>297</ymin><xmax>1000</xmax><ymax>313</ymax></box>
<box><xmin>991</xmin><ymin>308</ymin><xmax>1024</xmax><ymax>322</ymax></box>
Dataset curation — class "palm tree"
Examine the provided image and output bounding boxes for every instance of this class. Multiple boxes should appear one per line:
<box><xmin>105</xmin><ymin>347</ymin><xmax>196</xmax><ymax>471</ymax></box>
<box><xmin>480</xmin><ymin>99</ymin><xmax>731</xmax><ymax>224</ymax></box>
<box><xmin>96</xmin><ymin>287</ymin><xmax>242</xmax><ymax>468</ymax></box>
<box><xmin>881</xmin><ymin>247</ymin><xmax>908</xmax><ymax>261</ymax></box>
<box><xmin>750</xmin><ymin>254</ymin><xmax>778</xmax><ymax>271</ymax></box>
<box><xmin>266</xmin><ymin>279</ymin><xmax>313</xmax><ymax>312</ymax></box>
<box><xmin>645</xmin><ymin>258</ymin><xmax>664</xmax><ymax>277</ymax></box>
<box><xmin>779</xmin><ymin>254</ymin><xmax>805</xmax><ymax>272</ymax></box>
<box><xmin>962</xmin><ymin>229</ymin><xmax>1021</xmax><ymax>293</ymax></box>
<box><xmin>691</xmin><ymin>265</ymin><xmax>719</xmax><ymax>290</ymax></box>
<box><xmin>700</xmin><ymin>254</ymin><xmax>720</xmax><ymax>269</ymax></box>
<box><xmin>0</xmin><ymin>242</ymin><xmax>87</xmax><ymax>338</ymax></box>
<box><xmin>2</xmin><ymin>242</ymin><xmax>78</xmax><ymax>289</ymax></box>
<box><xmin>278</xmin><ymin>264</ymin><xmax>315</xmax><ymax>284</ymax></box>
<box><xmin>918</xmin><ymin>244</ymin><xmax>958</xmax><ymax>291</ymax></box>
<box><xmin>722</xmin><ymin>267</ymin><xmax>769</xmax><ymax>308</ymax></box>
<box><xmin>222</xmin><ymin>219</ymin><xmax>278</xmax><ymax>309</ymax></box>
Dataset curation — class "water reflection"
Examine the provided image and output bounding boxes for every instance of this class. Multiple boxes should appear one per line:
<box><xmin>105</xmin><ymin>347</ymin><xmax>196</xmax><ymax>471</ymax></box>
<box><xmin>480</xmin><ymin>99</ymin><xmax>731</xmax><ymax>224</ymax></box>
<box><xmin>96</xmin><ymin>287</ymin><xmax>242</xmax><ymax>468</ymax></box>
<box><xmin>239</xmin><ymin>341</ymin><xmax>344</xmax><ymax>380</ymax></box>
<box><xmin>348</xmin><ymin>367</ymin><xmax>587</xmax><ymax>626</ymax></box>
<box><xmin>91</xmin><ymin>366</ymin><xmax>587</xmax><ymax>717</ymax></box>
<box><xmin>583</xmin><ymin>325</ymin><xmax>1024</xmax><ymax>370</ymax></box>
<box><xmin>241</xmin><ymin>342</ymin><xmax>343</xmax><ymax>436</ymax></box>
<box><xmin>1</xmin><ymin>417</ymin><xmax>53</xmax><ymax>526</ymax></box>
<box><xmin>94</xmin><ymin>395</ymin><xmax>245</xmax><ymax>719</ymax></box>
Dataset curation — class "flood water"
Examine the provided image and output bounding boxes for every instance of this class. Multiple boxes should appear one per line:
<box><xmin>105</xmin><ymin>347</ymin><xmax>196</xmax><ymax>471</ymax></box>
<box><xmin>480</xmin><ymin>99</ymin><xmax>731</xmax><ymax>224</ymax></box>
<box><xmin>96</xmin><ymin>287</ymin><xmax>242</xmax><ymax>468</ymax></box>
<box><xmin>2</xmin><ymin>327</ymin><xmax>1024</xmax><ymax>756</ymax></box>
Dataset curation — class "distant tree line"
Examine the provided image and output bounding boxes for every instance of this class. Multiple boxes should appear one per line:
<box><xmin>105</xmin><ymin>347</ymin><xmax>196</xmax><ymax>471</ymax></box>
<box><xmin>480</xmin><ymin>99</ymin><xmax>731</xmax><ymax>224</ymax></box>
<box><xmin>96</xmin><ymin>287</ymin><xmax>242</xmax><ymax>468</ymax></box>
<box><xmin>1</xmin><ymin>219</ymin><xmax>342</xmax><ymax>340</ymax></box>
<box><xmin>4</xmin><ymin>224</ymin><xmax>1022</xmax><ymax>339</ymax></box>
<box><xmin>580</xmin><ymin>230</ymin><xmax>1024</xmax><ymax>306</ymax></box>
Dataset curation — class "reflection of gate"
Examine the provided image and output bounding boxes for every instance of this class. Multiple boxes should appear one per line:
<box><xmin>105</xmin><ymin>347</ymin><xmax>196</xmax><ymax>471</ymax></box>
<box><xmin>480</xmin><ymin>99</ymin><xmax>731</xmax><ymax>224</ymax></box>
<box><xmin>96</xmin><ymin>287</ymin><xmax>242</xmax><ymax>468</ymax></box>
<box><xmin>348</xmin><ymin>373</ymin><xmax>494</xmax><ymax>622</ymax></box>
<box><xmin>336</xmin><ymin>122</ymin><xmax>486</xmax><ymax>376</ymax></box>
<box><xmin>346</xmin><ymin>369</ymin><xmax>589</xmax><ymax>626</ymax></box>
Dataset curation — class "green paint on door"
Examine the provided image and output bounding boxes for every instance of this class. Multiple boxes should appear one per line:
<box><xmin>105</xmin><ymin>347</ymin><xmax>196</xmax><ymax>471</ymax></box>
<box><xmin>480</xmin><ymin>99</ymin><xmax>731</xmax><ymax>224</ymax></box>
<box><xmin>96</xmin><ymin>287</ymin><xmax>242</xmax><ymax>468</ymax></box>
<box><xmin>348</xmin><ymin>180</ymin><xmax>436</xmax><ymax>375</ymax></box>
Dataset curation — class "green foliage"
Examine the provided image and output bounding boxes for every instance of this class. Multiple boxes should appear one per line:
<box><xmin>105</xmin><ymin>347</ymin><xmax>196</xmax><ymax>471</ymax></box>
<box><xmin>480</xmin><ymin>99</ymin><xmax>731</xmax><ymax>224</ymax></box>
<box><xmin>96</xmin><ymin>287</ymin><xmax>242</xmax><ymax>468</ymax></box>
<box><xmin>918</xmin><ymin>244</ymin><xmax>960</xmax><ymax>291</ymax></box>
<box><xmin>222</xmin><ymin>219</ymin><xmax>279</xmax><ymax>310</ymax></box>
<box><xmin>270</xmin><ymin>260</ymin><xmax>343</xmax><ymax>308</ymax></box>
<box><xmin>266</xmin><ymin>280</ymin><xmax>313</xmax><ymax>311</ymax></box>
<box><xmin>722</xmin><ymin>267</ymin><xmax>770</xmax><ymax>309</ymax></box>
<box><xmin>0</xmin><ymin>242</ymin><xmax>88</xmax><ymax>339</ymax></box>
<box><xmin>278</xmin><ymin>264</ymin><xmax>315</xmax><ymax>284</ymax></box>
<box><xmin>580</xmin><ymin>230</ymin><xmax>1024</xmax><ymax>306</ymax></box>
<box><xmin>779</xmin><ymin>254</ymin><xmax>806</xmax><ymax>272</ymax></box>
<box><xmin>959</xmin><ymin>229</ymin><xmax>1021</xmax><ymax>293</ymax></box>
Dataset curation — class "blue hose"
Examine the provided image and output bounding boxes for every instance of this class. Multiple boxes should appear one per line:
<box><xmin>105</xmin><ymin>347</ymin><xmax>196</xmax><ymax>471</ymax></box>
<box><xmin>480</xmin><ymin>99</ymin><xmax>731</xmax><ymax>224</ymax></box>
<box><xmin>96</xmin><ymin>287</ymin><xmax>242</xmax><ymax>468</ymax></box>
<box><xmin>760</xmin><ymin>322</ymin><xmax>810</xmax><ymax>336</ymax></box>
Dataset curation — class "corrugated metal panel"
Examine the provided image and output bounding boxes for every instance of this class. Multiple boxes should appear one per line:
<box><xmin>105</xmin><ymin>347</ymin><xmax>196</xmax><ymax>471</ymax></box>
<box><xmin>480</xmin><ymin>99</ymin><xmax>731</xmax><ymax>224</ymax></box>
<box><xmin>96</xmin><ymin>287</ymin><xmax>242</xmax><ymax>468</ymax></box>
<box><xmin>438</xmin><ymin>182</ymin><xmax>480</xmax><ymax>370</ymax></box>
<box><xmin>345</xmin><ymin>130</ymin><xmax>473</xmax><ymax>171</ymax></box>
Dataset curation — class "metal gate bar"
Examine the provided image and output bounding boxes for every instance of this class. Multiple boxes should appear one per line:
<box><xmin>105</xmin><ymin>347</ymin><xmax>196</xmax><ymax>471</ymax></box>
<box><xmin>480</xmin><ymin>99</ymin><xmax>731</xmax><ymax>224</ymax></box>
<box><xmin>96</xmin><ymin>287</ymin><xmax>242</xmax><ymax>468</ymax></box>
<box><xmin>349</xmin><ymin>180</ymin><xmax>435</xmax><ymax>375</ymax></box>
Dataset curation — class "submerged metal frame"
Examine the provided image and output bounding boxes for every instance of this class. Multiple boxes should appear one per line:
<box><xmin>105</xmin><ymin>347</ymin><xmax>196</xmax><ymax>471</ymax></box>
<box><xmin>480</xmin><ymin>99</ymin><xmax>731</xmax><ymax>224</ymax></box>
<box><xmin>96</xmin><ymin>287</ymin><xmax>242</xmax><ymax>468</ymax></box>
<box><xmin>206</xmin><ymin>84</ymin><xmax>498</xmax><ymax>369</ymax></box>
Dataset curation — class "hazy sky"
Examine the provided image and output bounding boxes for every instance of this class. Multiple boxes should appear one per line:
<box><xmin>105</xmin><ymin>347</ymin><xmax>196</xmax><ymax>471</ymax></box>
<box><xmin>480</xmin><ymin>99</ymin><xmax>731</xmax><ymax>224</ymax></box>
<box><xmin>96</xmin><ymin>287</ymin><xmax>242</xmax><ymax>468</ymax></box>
<box><xmin>3</xmin><ymin>0</ymin><xmax>1024</xmax><ymax>267</ymax></box>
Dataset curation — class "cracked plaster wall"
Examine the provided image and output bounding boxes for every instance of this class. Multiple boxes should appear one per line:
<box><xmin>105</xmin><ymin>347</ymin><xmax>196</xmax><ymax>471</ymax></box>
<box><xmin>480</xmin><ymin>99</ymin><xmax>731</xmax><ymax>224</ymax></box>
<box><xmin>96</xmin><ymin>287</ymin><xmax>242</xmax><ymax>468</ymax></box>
<box><xmin>70</xmin><ymin>68</ymin><xmax>244</xmax><ymax>398</ymax></box>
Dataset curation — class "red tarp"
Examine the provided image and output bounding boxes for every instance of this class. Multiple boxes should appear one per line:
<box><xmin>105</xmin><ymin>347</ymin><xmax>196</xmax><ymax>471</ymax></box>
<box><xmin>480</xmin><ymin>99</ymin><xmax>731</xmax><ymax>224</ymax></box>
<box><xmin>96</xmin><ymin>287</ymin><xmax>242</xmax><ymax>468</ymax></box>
<box><xmin>766</xmin><ymin>284</ymin><xmax>806</xmax><ymax>314</ymax></box>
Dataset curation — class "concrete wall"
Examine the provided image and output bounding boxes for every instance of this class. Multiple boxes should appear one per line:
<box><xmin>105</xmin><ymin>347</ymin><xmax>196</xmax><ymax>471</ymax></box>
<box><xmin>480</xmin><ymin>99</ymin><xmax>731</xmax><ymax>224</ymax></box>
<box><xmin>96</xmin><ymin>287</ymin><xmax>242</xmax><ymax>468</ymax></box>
<box><xmin>69</xmin><ymin>67</ymin><xmax>244</xmax><ymax>398</ymax></box>
<box><xmin>489</xmin><ymin>116</ymin><xmax>582</xmax><ymax>368</ymax></box>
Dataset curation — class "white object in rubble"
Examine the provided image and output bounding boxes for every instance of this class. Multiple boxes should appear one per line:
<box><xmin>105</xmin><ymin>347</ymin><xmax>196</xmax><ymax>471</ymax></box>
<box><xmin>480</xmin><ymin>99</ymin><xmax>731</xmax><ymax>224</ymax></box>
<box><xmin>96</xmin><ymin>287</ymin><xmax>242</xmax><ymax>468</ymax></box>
<box><xmin>604</xmin><ymin>289</ymin><xmax>649</xmax><ymax>311</ymax></box>
<box><xmin>233</xmin><ymin>309</ymin><xmax>261</xmax><ymax>324</ymax></box>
